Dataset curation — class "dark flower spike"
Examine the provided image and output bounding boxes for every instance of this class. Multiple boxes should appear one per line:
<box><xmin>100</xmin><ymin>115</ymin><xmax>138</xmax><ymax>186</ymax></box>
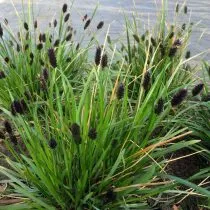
<box><xmin>76</xmin><ymin>43</ymin><xmax>80</xmax><ymax>51</ymax></box>
<box><xmin>70</xmin><ymin>123</ymin><xmax>82</xmax><ymax>144</ymax></box>
<box><xmin>40</xmin><ymin>59</ymin><xmax>44</xmax><ymax>66</ymax></box>
<box><xmin>173</xmin><ymin>39</ymin><xmax>182</xmax><ymax>46</ymax></box>
<box><xmin>185</xmin><ymin>51</ymin><xmax>191</xmax><ymax>59</ymax></box>
<box><xmin>97</xmin><ymin>21</ymin><xmax>104</xmax><ymax>30</ymax></box>
<box><xmin>4</xmin><ymin>57</ymin><xmax>9</xmax><ymax>63</ymax></box>
<box><xmin>34</xmin><ymin>20</ymin><xmax>38</xmax><ymax>29</ymax></box>
<box><xmin>49</xmin><ymin>138</ymin><xmax>57</xmax><ymax>149</ymax></box>
<box><xmin>4</xmin><ymin>18</ymin><xmax>8</xmax><ymax>25</ymax></box>
<box><xmin>20</xmin><ymin>99</ymin><xmax>27</xmax><ymax>112</ymax></box>
<box><xmin>105</xmin><ymin>187</ymin><xmax>116</xmax><ymax>203</ymax></box>
<box><xmin>116</xmin><ymin>83</ymin><xmax>125</xmax><ymax>100</ymax></box>
<box><xmin>24</xmin><ymin>22</ymin><xmax>29</xmax><ymax>31</ymax></box>
<box><xmin>142</xmin><ymin>71</ymin><xmax>150</xmax><ymax>90</ymax></box>
<box><xmin>43</xmin><ymin>68</ymin><xmax>49</xmax><ymax>81</ymax></box>
<box><xmin>151</xmin><ymin>37</ymin><xmax>156</xmax><ymax>47</ymax></box>
<box><xmin>37</xmin><ymin>43</ymin><xmax>43</xmax><ymax>50</ymax></box>
<box><xmin>133</xmin><ymin>34</ymin><xmax>140</xmax><ymax>43</ymax></box>
<box><xmin>54</xmin><ymin>39</ymin><xmax>60</xmax><ymax>47</ymax></box>
<box><xmin>30</xmin><ymin>52</ymin><xmax>34</xmax><ymax>60</ymax></box>
<box><xmin>169</xmin><ymin>47</ymin><xmax>177</xmax><ymax>57</ymax></box>
<box><xmin>88</xmin><ymin>128</ymin><xmax>97</xmax><ymax>140</ymax></box>
<box><xmin>62</xmin><ymin>3</ymin><xmax>68</xmax><ymax>13</ymax></box>
<box><xmin>169</xmin><ymin>31</ymin><xmax>174</xmax><ymax>39</ymax></box>
<box><xmin>184</xmin><ymin>5</ymin><xmax>188</xmax><ymax>14</ymax></box>
<box><xmin>155</xmin><ymin>98</ymin><xmax>164</xmax><ymax>115</ymax></box>
<box><xmin>64</xmin><ymin>13</ymin><xmax>70</xmax><ymax>22</ymax></box>
<box><xmin>83</xmin><ymin>14</ymin><xmax>88</xmax><ymax>21</ymax></box>
<box><xmin>4</xmin><ymin>120</ymin><xmax>13</xmax><ymax>134</ymax></box>
<box><xmin>48</xmin><ymin>48</ymin><xmax>57</xmax><ymax>68</ymax></box>
<box><xmin>0</xmin><ymin>71</ymin><xmax>6</xmax><ymax>79</ymax></box>
<box><xmin>42</xmin><ymin>34</ymin><xmax>46</xmax><ymax>42</ymax></box>
<box><xmin>101</xmin><ymin>54</ymin><xmax>108</xmax><ymax>68</ymax></box>
<box><xmin>66</xmin><ymin>33</ymin><xmax>72</xmax><ymax>41</ymax></box>
<box><xmin>176</xmin><ymin>3</ymin><xmax>179</xmax><ymax>13</ymax></box>
<box><xmin>39</xmin><ymin>33</ymin><xmax>42</xmax><ymax>42</ymax></box>
<box><xmin>182</xmin><ymin>23</ymin><xmax>186</xmax><ymax>30</ymax></box>
<box><xmin>11</xmin><ymin>103</ymin><xmax>16</xmax><ymax>116</ymax></box>
<box><xmin>192</xmin><ymin>83</ymin><xmax>204</xmax><ymax>96</ymax></box>
<box><xmin>12</xmin><ymin>100</ymin><xmax>24</xmax><ymax>114</ymax></box>
<box><xmin>171</xmin><ymin>89</ymin><xmax>188</xmax><ymax>107</ymax></box>
<box><xmin>53</xmin><ymin>19</ymin><xmax>57</xmax><ymax>27</ymax></box>
<box><xmin>9</xmin><ymin>134</ymin><xmax>18</xmax><ymax>145</ymax></box>
<box><xmin>0</xmin><ymin>24</ymin><xmax>3</xmax><ymax>37</ymax></box>
<box><xmin>84</xmin><ymin>19</ymin><xmax>91</xmax><ymax>30</ymax></box>
<box><xmin>95</xmin><ymin>47</ymin><xmax>102</xmax><ymax>66</ymax></box>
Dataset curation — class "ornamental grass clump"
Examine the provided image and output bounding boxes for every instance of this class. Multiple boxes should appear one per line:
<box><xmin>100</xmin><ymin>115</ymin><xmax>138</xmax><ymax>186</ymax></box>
<box><xmin>0</xmin><ymin>1</ymin><xmax>209</xmax><ymax>210</ymax></box>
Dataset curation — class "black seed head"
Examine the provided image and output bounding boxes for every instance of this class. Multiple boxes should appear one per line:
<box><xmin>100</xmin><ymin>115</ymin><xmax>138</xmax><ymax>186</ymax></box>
<box><xmin>83</xmin><ymin>14</ymin><xmax>88</xmax><ymax>21</ymax></box>
<box><xmin>39</xmin><ymin>33</ymin><xmax>43</xmax><ymax>42</ymax></box>
<box><xmin>76</xmin><ymin>43</ymin><xmax>80</xmax><ymax>51</ymax></box>
<box><xmin>9</xmin><ymin>134</ymin><xmax>17</xmax><ymax>145</ymax></box>
<box><xmin>185</xmin><ymin>50</ymin><xmax>191</xmax><ymax>59</ymax></box>
<box><xmin>4</xmin><ymin>57</ymin><xmax>9</xmax><ymax>63</ymax></box>
<box><xmin>4</xmin><ymin>120</ymin><xmax>13</xmax><ymax>134</ymax></box>
<box><xmin>49</xmin><ymin>138</ymin><xmax>57</xmax><ymax>149</ymax></box>
<box><xmin>133</xmin><ymin>34</ymin><xmax>140</xmax><ymax>43</ymax></box>
<box><xmin>182</xmin><ymin>23</ymin><xmax>186</xmax><ymax>30</ymax></box>
<box><xmin>151</xmin><ymin>37</ymin><xmax>156</xmax><ymax>47</ymax></box>
<box><xmin>141</xmin><ymin>34</ymin><xmax>145</xmax><ymax>41</ymax></box>
<box><xmin>169</xmin><ymin>31</ymin><xmax>174</xmax><ymax>39</ymax></box>
<box><xmin>142</xmin><ymin>71</ymin><xmax>150</xmax><ymax>90</ymax></box>
<box><xmin>155</xmin><ymin>98</ymin><xmax>164</xmax><ymax>115</ymax></box>
<box><xmin>0</xmin><ymin>24</ymin><xmax>3</xmax><ymax>37</ymax></box>
<box><xmin>20</xmin><ymin>99</ymin><xmax>27</xmax><ymax>112</ymax></box>
<box><xmin>101</xmin><ymin>54</ymin><xmax>108</xmax><ymax>68</ymax></box>
<box><xmin>84</xmin><ymin>19</ymin><xmax>91</xmax><ymax>30</ymax></box>
<box><xmin>176</xmin><ymin>4</ymin><xmax>179</xmax><ymax>13</ymax></box>
<box><xmin>184</xmin><ymin>5</ymin><xmax>188</xmax><ymax>14</ymax></box>
<box><xmin>88</xmin><ymin>128</ymin><xmax>97</xmax><ymax>140</ymax></box>
<box><xmin>53</xmin><ymin>19</ymin><xmax>57</xmax><ymax>27</ymax></box>
<box><xmin>16</xmin><ymin>44</ymin><xmax>20</xmax><ymax>52</ymax></box>
<box><xmin>30</xmin><ymin>52</ymin><xmax>34</xmax><ymax>60</ymax></box>
<box><xmin>24</xmin><ymin>22</ymin><xmax>29</xmax><ymax>31</ymax></box>
<box><xmin>95</xmin><ymin>47</ymin><xmax>102</xmax><ymax>66</ymax></box>
<box><xmin>43</xmin><ymin>68</ymin><xmax>49</xmax><ymax>81</ymax></box>
<box><xmin>37</xmin><ymin>43</ymin><xmax>43</xmax><ymax>50</ymax></box>
<box><xmin>97</xmin><ymin>21</ymin><xmax>104</xmax><ymax>30</ymax></box>
<box><xmin>48</xmin><ymin>48</ymin><xmax>57</xmax><ymax>68</ymax></box>
<box><xmin>70</xmin><ymin>123</ymin><xmax>80</xmax><ymax>136</ymax></box>
<box><xmin>12</xmin><ymin>100</ymin><xmax>24</xmax><ymax>114</ymax></box>
<box><xmin>34</xmin><ymin>20</ymin><xmax>38</xmax><ymax>29</ymax></box>
<box><xmin>4</xmin><ymin>18</ymin><xmax>8</xmax><ymax>25</ymax></box>
<box><xmin>116</xmin><ymin>83</ymin><xmax>125</xmax><ymax>100</ymax></box>
<box><xmin>171</xmin><ymin>89</ymin><xmax>188</xmax><ymax>107</ymax></box>
<box><xmin>62</xmin><ymin>3</ymin><xmax>68</xmax><ymax>13</ymax></box>
<box><xmin>66</xmin><ymin>57</ymin><xmax>71</xmax><ymax>63</ymax></box>
<box><xmin>24</xmin><ymin>44</ymin><xmax>29</xmax><ymax>51</ymax></box>
<box><xmin>105</xmin><ymin>187</ymin><xmax>116</xmax><ymax>203</ymax></box>
<box><xmin>66</xmin><ymin>33</ymin><xmax>72</xmax><ymax>41</ymax></box>
<box><xmin>54</xmin><ymin>39</ymin><xmax>60</xmax><ymax>47</ymax></box>
<box><xmin>173</xmin><ymin>39</ymin><xmax>182</xmax><ymax>46</ymax></box>
<box><xmin>0</xmin><ymin>71</ymin><xmax>6</xmax><ymax>79</ymax></box>
<box><xmin>192</xmin><ymin>83</ymin><xmax>204</xmax><ymax>96</ymax></box>
<box><xmin>64</xmin><ymin>13</ymin><xmax>70</xmax><ymax>22</ymax></box>
<box><xmin>169</xmin><ymin>47</ymin><xmax>177</xmax><ymax>57</ymax></box>
<box><xmin>70</xmin><ymin>123</ymin><xmax>82</xmax><ymax>144</ymax></box>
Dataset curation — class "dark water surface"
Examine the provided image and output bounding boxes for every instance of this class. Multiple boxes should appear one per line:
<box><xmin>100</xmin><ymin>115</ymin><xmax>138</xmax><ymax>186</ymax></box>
<box><xmin>0</xmin><ymin>0</ymin><xmax>210</xmax><ymax>59</ymax></box>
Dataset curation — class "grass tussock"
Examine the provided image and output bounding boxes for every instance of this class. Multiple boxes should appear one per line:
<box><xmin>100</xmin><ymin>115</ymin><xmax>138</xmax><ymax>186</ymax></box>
<box><xmin>0</xmin><ymin>1</ymin><xmax>209</xmax><ymax>210</ymax></box>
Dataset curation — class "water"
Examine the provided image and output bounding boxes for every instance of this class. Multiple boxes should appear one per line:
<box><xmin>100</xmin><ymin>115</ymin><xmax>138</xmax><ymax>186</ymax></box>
<box><xmin>0</xmin><ymin>0</ymin><xmax>210</xmax><ymax>59</ymax></box>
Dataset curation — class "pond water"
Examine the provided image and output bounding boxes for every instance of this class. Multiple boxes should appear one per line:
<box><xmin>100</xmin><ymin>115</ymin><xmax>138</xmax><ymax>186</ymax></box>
<box><xmin>0</xmin><ymin>0</ymin><xmax>210</xmax><ymax>60</ymax></box>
